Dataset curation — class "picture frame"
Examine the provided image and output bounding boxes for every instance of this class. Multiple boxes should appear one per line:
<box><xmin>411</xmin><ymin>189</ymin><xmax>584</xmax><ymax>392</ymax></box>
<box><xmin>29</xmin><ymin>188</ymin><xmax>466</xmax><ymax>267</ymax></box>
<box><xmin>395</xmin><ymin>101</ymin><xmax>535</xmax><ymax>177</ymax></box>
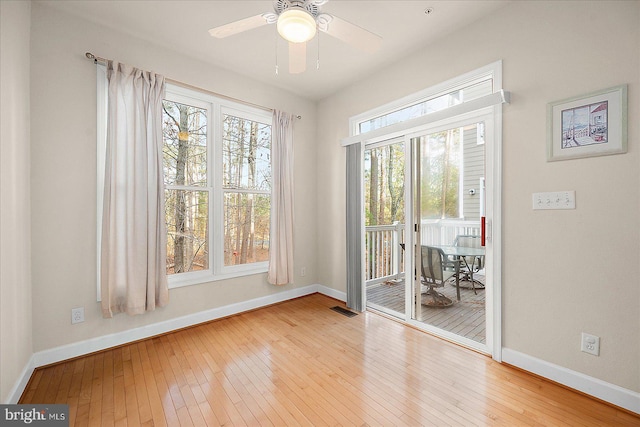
<box><xmin>547</xmin><ymin>84</ymin><xmax>627</xmax><ymax>161</ymax></box>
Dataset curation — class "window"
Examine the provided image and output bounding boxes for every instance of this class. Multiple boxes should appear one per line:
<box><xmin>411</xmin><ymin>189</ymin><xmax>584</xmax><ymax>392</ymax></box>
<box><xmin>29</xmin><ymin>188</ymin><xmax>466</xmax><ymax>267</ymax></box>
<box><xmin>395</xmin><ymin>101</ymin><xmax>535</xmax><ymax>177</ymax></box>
<box><xmin>357</xmin><ymin>78</ymin><xmax>493</xmax><ymax>134</ymax></box>
<box><xmin>97</xmin><ymin>67</ymin><xmax>272</xmax><ymax>291</ymax></box>
<box><xmin>162</xmin><ymin>88</ymin><xmax>272</xmax><ymax>287</ymax></box>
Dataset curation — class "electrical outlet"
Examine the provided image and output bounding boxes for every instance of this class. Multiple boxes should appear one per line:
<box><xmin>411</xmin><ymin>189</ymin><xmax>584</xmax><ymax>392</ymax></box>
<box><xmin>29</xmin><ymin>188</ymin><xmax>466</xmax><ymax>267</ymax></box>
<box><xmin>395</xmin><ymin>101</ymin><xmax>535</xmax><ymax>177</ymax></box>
<box><xmin>71</xmin><ymin>307</ymin><xmax>85</xmax><ymax>324</ymax></box>
<box><xmin>581</xmin><ymin>332</ymin><xmax>600</xmax><ymax>356</ymax></box>
<box><xmin>300</xmin><ymin>267</ymin><xmax>306</xmax><ymax>277</ymax></box>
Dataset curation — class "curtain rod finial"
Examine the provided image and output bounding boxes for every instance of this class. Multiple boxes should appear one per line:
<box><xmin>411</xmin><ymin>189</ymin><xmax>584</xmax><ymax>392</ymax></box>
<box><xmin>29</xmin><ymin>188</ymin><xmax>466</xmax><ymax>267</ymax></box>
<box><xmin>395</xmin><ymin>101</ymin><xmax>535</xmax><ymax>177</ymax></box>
<box><xmin>85</xmin><ymin>52</ymin><xmax>98</xmax><ymax>63</ymax></box>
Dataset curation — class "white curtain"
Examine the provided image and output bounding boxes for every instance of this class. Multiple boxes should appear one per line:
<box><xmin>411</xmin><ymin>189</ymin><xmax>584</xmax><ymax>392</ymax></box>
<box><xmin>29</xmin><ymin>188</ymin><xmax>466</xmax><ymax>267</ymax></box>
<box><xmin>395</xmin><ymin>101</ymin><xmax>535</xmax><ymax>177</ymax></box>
<box><xmin>101</xmin><ymin>61</ymin><xmax>169</xmax><ymax>317</ymax></box>
<box><xmin>268</xmin><ymin>110</ymin><xmax>296</xmax><ymax>285</ymax></box>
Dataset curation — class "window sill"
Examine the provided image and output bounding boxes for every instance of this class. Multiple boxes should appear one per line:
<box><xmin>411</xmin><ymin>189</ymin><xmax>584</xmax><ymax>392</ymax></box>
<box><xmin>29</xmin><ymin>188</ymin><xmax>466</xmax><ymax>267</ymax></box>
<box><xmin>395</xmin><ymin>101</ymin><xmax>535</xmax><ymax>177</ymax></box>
<box><xmin>168</xmin><ymin>264</ymin><xmax>269</xmax><ymax>289</ymax></box>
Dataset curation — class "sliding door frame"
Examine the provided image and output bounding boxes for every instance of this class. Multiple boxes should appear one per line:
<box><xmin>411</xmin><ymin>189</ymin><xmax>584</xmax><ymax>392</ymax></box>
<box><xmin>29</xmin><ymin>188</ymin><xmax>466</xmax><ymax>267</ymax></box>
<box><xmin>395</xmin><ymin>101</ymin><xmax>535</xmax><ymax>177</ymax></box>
<box><xmin>404</xmin><ymin>109</ymin><xmax>496</xmax><ymax>355</ymax></box>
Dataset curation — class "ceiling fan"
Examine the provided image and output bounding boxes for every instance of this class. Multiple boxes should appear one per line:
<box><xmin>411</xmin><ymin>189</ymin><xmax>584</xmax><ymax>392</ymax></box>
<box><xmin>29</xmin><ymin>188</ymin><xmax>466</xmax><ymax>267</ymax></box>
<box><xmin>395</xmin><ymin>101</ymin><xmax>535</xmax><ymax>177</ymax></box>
<box><xmin>208</xmin><ymin>0</ymin><xmax>382</xmax><ymax>74</ymax></box>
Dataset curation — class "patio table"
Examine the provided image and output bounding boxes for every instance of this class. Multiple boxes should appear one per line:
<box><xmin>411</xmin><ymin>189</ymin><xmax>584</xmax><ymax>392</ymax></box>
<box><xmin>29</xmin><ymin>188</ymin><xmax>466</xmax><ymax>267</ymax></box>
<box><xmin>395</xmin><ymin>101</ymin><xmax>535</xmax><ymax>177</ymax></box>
<box><xmin>432</xmin><ymin>245</ymin><xmax>485</xmax><ymax>300</ymax></box>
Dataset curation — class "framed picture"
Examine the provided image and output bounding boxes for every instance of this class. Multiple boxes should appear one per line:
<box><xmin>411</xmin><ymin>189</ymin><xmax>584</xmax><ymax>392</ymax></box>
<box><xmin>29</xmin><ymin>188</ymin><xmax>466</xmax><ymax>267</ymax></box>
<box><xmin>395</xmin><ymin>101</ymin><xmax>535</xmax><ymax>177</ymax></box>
<box><xmin>547</xmin><ymin>84</ymin><xmax>627</xmax><ymax>161</ymax></box>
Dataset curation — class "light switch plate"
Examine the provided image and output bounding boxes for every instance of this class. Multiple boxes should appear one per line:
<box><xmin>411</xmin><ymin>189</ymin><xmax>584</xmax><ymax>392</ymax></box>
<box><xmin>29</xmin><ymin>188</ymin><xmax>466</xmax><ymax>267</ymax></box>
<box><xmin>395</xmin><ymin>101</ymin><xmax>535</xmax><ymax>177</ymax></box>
<box><xmin>533</xmin><ymin>191</ymin><xmax>575</xmax><ymax>210</ymax></box>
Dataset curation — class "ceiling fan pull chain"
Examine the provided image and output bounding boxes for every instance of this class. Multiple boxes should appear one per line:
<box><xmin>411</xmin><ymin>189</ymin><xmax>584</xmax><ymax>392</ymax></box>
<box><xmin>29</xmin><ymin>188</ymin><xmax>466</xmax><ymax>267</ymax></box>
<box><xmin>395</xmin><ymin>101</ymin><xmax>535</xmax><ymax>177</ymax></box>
<box><xmin>316</xmin><ymin>30</ymin><xmax>320</xmax><ymax>70</ymax></box>
<box><xmin>275</xmin><ymin>29</ymin><xmax>279</xmax><ymax>75</ymax></box>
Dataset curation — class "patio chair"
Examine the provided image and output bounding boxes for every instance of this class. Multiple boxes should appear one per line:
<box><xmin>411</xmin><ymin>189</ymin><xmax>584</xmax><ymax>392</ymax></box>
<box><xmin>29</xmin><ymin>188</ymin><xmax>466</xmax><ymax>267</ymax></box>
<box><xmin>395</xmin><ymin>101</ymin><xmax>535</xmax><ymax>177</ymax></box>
<box><xmin>453</xmin><ymin>234</ymin><xmax>485</xmax><ymax>294</ymax></box>
<box><xmin>420</xmin><ymin>245</ymin><xmax>460</xmax><ymax>307</ymax></box>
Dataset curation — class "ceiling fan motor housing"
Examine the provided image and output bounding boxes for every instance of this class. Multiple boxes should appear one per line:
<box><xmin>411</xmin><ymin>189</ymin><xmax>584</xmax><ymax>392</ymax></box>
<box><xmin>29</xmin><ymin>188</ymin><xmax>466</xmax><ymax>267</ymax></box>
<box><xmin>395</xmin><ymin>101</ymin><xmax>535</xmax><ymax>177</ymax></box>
<box><xmin>273</xmin><ymin>0</ymin><xmax>321</xmax><ymax>19</ymax></box>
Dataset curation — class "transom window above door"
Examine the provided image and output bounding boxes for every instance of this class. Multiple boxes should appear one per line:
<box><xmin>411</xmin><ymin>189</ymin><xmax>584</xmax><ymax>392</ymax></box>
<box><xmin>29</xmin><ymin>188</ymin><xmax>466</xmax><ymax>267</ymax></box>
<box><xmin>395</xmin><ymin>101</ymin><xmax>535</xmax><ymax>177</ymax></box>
<box><xmin>356</xmin><ymin>77</ymin><xmax>493</xmax><ymax>134</ymax></box>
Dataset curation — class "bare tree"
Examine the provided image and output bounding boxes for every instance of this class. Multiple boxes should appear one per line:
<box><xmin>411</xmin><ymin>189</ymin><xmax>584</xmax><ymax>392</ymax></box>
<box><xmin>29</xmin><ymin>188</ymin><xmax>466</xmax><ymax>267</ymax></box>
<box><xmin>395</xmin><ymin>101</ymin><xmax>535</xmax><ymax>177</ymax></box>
<box><xmin>369</xmin><ymin>150</ymin><xmax>379</xmax><ymax>226</ymax></box>
<box><xmin>163</xmin><ymin>101</ymin><xmax>207</xmax><ymax>274</ymax></box>
<box><xmin>387</xmin><ymin>144</ymin><xmax>404</xmax><ymax>222</ymax></box>
<box><xmin>378</xmin><ymin>148</ymin><xmax>386</xmax><ymax>224</ymax></box>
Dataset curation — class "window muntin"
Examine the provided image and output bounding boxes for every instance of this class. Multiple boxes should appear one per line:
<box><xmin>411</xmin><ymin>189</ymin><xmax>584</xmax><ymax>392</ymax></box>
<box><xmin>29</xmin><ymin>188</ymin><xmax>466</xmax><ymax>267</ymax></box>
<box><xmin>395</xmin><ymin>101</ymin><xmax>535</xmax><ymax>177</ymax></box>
<box><xmin>358</xmin><ymin>78</ymin><xmax>493</xmax><ymax>134</ymax></box>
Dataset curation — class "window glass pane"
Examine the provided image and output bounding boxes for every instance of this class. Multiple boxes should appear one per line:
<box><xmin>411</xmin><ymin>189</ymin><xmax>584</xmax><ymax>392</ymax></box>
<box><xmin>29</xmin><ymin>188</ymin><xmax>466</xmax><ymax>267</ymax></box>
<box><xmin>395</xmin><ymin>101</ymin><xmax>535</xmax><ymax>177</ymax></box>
<box><xmin>359</xmin><ymin>79</ymin><xmax>493</xmax><ymax>133</ymax></box>
<box><xmin>363</xmin><ymin>142</ymin><xmax>405</xmax><ymax>226</ymax></box>
<box><xmin>162</xmin><ymin>101</ymin><xmax>207</xmax><ymax>187</ymax></box>
<box><xmin>165</xmin><ymin>189</ymin><xmax>209</xmax><ymax>274</ymax></box>
<box><xmin>419</xmin><ymin>128</ymin><xmax>462</xmax><ymax>219</ymax></box>
<box><xmin>223</xmin><ymin>115</ymin><xmax>271</xmax><ymax>191</ymax></box>
<box><xmin>223</xmin><ymin>192</ymin><xmax>270</xmax><ymax>266</ymax></box>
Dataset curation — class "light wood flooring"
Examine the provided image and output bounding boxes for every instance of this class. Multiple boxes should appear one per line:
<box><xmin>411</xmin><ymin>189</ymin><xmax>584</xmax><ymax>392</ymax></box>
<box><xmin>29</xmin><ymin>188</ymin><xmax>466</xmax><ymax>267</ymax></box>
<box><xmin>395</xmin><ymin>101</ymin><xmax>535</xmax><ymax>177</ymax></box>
<box><xmin>21</xmin><ymin>294</ymin><xmax>639</xmax><ymax>426</ymax></box>
<box><xmin>367</xmin><ymin>276</ymin><xmax>486</xmax><ymax>344</ymax></box>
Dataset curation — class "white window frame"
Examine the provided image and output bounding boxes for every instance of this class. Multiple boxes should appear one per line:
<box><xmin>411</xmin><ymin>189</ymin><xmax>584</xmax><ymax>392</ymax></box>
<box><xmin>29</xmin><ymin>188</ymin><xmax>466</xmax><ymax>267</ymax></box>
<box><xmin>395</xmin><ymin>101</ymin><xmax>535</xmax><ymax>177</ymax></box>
<box><xmin>97</xmin><ymin>67</ymin><xmax>272</xmax><ymax>296</ymax></box>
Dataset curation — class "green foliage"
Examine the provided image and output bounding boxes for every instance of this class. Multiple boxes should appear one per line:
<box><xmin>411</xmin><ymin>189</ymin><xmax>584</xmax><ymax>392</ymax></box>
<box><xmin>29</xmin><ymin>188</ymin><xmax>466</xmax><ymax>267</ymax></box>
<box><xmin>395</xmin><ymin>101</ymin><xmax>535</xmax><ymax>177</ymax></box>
<box><xmin>420</xmin><ymin>129</ymin><xmax>460</xmax><ymax>219</ymax></box>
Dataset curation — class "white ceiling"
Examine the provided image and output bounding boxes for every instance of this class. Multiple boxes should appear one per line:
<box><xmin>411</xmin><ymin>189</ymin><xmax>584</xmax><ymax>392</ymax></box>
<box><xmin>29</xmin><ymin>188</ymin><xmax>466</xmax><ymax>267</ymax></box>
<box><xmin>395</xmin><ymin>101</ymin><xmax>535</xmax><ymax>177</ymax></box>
<box><xmin>41</xmin><ymin>0</ymin><xmax>510</xmax><ymax>101</ymax></box>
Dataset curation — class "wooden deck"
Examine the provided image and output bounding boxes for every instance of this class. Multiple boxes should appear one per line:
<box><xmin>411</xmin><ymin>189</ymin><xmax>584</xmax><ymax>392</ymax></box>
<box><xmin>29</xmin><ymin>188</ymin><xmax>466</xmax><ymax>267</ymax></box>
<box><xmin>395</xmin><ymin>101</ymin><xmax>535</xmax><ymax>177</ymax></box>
<box><xmin>367</xmin><ymin>275</ymin><xmax>486</xmax><ymax>344</ymax></box>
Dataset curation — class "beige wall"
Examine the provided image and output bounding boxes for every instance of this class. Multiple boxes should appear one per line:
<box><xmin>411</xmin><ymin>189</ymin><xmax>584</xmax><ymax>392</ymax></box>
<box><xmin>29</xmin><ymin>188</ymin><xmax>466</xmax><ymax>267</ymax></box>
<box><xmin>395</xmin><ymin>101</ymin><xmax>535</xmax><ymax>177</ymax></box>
<box><xmin>317</xmin><ymin>0</ymin><xmax>639</xmax><ymax>392</ymax></box>
<box><xmin>29</xmin><ymin>3</ymin><xmax>318</xmax><ymax>352</ymax></box>
<box><xmin>0</xmin><ymin>0</ymin><xmax>33</xmax><ymax>403</ymax></box>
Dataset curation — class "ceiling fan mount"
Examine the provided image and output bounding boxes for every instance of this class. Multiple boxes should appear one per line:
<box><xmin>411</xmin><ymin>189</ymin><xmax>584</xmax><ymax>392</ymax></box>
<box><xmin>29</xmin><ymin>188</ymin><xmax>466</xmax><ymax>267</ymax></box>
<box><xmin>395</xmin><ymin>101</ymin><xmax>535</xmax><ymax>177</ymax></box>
<box><xmin>208</xmin><ymin>0</ymin><xmax>381</xmax><ymax>74</ymax></box>
<box><xmin>272</xmin><ymin>0</ymin><xmax>323</xmax><ymax>19</ymax></box>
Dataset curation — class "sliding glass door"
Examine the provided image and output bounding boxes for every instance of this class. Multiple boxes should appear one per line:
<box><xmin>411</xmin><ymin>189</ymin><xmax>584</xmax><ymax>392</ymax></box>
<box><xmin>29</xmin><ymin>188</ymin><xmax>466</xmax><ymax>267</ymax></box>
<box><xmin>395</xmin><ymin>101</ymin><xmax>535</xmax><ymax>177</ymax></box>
<box><xmin>409</xmin><ymin>117</ymin><xmax>490</xmax><ymax>352</ymax></box>
<box><xmin>363</xmin><ymin>139</ymin><xmax>406</xmax><ymax>317</ymax></box>
<box><xmin>362</xmin><ymin>116</ymin><xmax>493</xmax><ymax>354</ymax></box>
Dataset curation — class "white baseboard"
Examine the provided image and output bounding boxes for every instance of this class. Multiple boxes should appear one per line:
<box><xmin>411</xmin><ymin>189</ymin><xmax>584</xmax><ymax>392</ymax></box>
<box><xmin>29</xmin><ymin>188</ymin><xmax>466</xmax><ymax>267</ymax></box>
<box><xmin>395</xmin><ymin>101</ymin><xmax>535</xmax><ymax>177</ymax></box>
<box><xmin>316</xmin><ymin>284</ymin><xmax>347</xmax><ymax>303</ymax></box>
<box><xmin>5</xmin><ymin>357</ymin><xmax>36</xmax><ymax>404</ymax></box>
<box><xmin>502</xmin><ymin>348</ymin><xmax>639</xmax><ymax>414</ymax></box>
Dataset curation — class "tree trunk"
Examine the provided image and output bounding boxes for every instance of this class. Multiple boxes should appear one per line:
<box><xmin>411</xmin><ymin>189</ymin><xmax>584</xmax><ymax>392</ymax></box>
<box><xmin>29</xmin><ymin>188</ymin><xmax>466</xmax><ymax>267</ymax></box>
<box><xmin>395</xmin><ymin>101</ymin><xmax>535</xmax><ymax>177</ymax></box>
<box><xmin>240</xmin><ymin>122</ymin><xmax>257</xmax><ymax>263</ymax></box>
<box><xmin>369</xmin><ymin>150</ymin><xmax>378</xmax><ymax>226</ymax></box>
<box><xmin>387</xmin><ymin>144</ymin><xmax>403</xmax><ymax>222</ymax></box>
<box><xmin>378</xmin><ymin>148</ymin><xmax>386</xmax><ymax>225</ymax></box>
<box><xmin>174</xmin><ymin>104</ymin><xmax>189</xmax><ymax>273</ymax></box>
<box><xmin>234</xmin><ymin>119</ymin><xmax>245</xmax><ymax>264</ymax></box>
<box><xmin>441</xmin><ymin>130</ymin><xmax>453</xmax><ymax>218</ymax></box>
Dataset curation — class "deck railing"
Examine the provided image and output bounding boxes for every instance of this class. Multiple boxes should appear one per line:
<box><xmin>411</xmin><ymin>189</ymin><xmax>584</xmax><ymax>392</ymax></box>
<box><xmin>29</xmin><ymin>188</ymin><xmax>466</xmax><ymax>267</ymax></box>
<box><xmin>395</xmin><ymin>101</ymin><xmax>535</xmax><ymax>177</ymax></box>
<box><xmin>365</xmin><ymin>222</ymin><xmax>404</xmax><ymax>285</ymax></box>
<box><xmin>365</xmin><ymin>219</ymin><xmax>481</xmax><ymax>284</ymax></box>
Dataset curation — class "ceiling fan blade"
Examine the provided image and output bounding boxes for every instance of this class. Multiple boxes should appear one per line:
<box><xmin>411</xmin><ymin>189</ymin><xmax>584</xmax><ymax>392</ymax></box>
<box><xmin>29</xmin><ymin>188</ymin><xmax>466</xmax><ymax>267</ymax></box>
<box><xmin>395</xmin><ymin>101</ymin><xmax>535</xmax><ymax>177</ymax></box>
<box><xmin>289</xmin><ymin>42</ymin><xmax>307</xmax><ymax>74</ymax></box>
<box><xmin>319</xmin><ymin>15</ymin><xmax>382</xmax><ymax>53</ymax></box>
<box><xmin>208</xmin><ymin>14</ymin><xmax>269</xmax><ymax>38</ymax></box>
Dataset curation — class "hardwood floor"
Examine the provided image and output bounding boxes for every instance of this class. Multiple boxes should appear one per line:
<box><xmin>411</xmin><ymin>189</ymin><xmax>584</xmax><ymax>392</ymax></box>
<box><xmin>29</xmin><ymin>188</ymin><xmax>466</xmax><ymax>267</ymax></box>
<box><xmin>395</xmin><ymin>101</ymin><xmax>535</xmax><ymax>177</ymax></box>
<box><xmin>21</xmin><ymin>294</ymin><xmax>639</xmax><ymax>426</ymax></box>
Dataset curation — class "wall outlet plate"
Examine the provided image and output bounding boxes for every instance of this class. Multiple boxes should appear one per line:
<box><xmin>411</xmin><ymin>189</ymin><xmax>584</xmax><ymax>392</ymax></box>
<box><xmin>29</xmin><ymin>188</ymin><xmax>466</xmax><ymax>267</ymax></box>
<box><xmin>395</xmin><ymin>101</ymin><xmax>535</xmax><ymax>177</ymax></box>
<box><xmin>581</xmin><ymin>332</ymin><xmax>600</xmax><ymax>356</ymax></box>
<box><xmin>71</xmin><ymin>307</ymin><xmax>85</xmax><ymax>324</ymax></box>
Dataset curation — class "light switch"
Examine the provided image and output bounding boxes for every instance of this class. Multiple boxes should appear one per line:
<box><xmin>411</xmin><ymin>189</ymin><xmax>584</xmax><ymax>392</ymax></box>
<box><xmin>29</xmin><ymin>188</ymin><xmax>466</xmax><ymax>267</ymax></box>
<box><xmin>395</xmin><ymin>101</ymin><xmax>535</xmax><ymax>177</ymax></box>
<box><xmin>532</xmin><ymin>191</ymin><xmax>575</xmax><ymax>210</ymax></box>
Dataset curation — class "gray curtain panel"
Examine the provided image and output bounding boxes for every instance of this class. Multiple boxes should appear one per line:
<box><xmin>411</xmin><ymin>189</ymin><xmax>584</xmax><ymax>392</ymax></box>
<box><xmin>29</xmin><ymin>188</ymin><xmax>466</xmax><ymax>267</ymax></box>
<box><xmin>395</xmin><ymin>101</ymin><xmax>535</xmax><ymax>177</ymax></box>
<box><xmin>346</xmin><ymin>142</ymin><xmax>364</xmax><ymax>311</ymax></box>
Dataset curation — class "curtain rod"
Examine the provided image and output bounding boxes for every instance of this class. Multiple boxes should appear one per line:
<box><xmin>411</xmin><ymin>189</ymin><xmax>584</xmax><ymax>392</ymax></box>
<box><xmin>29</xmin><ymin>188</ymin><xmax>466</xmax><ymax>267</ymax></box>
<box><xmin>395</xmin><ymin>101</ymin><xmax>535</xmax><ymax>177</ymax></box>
<box><xmin>85</xmin><ymin>52</ymin><xmax>302</xmax><ymax>119</ymax></box>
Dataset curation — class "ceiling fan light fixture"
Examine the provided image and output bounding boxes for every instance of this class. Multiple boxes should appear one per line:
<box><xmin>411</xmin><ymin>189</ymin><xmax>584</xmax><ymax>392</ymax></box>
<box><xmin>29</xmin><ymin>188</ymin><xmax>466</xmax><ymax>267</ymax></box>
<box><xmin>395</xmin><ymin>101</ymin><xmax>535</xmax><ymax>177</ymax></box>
<box><xmin>277</xmin><ymin>8</ymin><xmax>317</xmax><ymax>43</ymax></box>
